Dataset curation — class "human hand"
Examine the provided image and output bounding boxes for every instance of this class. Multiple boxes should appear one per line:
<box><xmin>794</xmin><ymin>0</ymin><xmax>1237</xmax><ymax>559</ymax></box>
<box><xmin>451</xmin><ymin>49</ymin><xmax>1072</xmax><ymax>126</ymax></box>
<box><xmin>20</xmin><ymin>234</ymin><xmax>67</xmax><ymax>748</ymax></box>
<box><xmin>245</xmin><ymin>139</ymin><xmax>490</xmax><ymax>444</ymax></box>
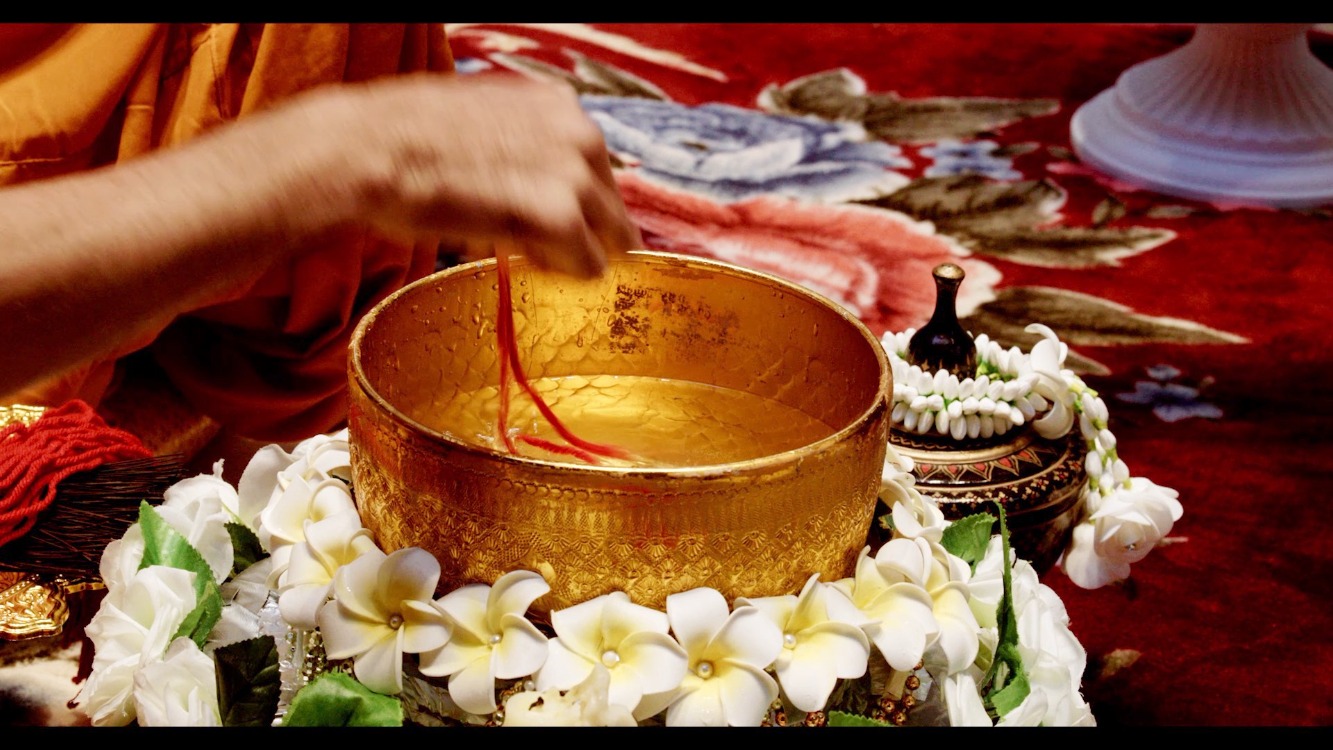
<box><xmin>271</xmin><ymin>72</ymin><xmax>642</xmax><ymax>278</ymax></box>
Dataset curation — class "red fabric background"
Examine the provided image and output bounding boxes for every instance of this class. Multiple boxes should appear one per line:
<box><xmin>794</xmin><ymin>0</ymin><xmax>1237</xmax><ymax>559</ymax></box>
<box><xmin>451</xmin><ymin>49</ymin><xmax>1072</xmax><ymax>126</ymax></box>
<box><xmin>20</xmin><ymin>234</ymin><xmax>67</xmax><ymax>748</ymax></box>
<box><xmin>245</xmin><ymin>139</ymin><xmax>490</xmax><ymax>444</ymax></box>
<box><xmin>448</xmin><ymin>23</ymin><xmax>1333</xmax><ymax>726</ymax></box>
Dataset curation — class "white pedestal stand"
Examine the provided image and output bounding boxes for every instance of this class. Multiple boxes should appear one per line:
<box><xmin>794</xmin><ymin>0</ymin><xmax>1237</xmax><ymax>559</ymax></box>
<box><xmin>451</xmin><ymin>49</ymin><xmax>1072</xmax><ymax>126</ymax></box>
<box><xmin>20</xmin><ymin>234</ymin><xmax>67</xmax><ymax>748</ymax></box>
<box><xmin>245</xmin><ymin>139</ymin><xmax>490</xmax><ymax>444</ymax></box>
<box><xmin>1070</xmin><ymin>24</ymin><xmax>1333</xmax><ymax>209</ymax></box>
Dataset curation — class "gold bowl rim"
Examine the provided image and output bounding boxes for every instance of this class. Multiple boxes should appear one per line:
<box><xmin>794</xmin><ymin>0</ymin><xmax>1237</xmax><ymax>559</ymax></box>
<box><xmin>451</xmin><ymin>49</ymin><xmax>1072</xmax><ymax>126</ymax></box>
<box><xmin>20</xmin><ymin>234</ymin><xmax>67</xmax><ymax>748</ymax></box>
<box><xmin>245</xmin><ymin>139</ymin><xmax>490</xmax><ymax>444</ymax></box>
<box><xmin>349</xmin><ymin>250</ymin><xmax>891</xmax><ymax>479</ymax></box>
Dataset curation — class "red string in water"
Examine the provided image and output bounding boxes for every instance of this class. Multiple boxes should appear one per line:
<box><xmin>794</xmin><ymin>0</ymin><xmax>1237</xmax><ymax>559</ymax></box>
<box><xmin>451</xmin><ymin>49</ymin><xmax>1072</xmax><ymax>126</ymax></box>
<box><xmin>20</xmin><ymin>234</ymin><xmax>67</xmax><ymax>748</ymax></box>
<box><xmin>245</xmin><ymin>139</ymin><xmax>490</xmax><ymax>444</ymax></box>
<box><xmin>494</xmin><ymin>250</ymin><xmax>633</xmax><ymax>465</ymax></box>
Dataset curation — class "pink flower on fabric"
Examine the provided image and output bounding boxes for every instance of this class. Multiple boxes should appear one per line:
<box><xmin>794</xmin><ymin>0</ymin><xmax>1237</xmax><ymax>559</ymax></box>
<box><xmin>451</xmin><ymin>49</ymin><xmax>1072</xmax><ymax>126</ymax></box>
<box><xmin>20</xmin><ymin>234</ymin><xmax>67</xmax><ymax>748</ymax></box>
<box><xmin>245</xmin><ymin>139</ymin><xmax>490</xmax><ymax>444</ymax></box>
<box><xmin>615</xmin><ymin>171</ymin><xmax>1001</xmax><ymax>336</ymax></box>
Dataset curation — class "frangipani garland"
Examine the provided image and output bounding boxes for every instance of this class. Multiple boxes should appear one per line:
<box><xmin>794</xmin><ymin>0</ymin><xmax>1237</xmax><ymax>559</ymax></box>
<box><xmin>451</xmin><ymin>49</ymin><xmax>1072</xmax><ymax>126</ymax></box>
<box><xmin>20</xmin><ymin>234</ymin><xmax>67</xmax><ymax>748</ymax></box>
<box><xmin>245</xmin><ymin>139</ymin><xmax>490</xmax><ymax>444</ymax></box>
<box><xmin>78</xmin><ymin>421</ymin><xmax>1101</xmax><ymax>728</ymax></box>
<box><xmin>880</xmin><ymin>324</ymin><xmax>1184</xmax><ymax>590</ymax></box>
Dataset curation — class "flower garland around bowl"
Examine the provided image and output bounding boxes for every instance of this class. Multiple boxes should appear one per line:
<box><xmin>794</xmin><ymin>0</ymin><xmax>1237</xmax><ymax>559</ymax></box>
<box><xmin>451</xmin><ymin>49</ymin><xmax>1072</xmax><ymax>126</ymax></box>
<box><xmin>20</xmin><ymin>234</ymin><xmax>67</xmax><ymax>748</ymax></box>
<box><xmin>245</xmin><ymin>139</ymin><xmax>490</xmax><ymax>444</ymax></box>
<box><xmin>73</xmin><ymin>324</ymin><xmax>1178</xmax><ymax>728</ymax></box>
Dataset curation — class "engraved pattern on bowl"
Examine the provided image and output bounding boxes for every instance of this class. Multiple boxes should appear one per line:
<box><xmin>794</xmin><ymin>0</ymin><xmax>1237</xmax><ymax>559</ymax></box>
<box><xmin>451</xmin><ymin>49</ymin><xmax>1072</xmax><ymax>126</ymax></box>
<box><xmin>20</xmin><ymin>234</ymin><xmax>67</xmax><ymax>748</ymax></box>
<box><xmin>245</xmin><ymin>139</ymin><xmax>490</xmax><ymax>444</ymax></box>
<box><xmin>348</xmin><ymin>251</ymin><xmax>891</xmax><ymax>616</ymax></box>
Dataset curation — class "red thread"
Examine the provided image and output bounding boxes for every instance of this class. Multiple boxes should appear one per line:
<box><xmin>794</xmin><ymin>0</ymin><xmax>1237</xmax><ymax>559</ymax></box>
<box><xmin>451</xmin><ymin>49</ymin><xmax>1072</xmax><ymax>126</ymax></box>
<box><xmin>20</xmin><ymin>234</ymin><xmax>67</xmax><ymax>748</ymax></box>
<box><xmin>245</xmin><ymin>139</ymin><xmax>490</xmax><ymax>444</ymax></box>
<box><xmin>494</xmin><ymin>251</ymin><xmax>632</xmax><ymax>465</ymax></box>
<box><xmin>0</xmin><ymin>400</ymin><xmax>151</xmax><ymax>548</ymax></box>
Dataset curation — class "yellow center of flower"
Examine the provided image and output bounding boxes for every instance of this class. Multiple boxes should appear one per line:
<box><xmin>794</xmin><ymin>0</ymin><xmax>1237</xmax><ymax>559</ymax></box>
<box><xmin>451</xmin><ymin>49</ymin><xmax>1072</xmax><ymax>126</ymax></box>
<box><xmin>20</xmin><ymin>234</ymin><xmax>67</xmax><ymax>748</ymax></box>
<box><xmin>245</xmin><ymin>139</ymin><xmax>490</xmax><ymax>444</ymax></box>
<box><xmin>695</xmin><ymin>661</ymin><xmax>714</xmax><ymax>679</ymax></box>
<box><xmin>783</xmin><ymin>633</ymin><xmax>797</xmax><ymax>650</ymax></box>
<box><xmin>489</xmin><ymin>633</ymin><xmax>502</xmax><ymax>646</ymax></box>
<box><xmin>388</xmin><ymin>614</ymin><xmax>404</xmax><ymax>630</ymax></box>
<box><xmin>601</xmin><ymin>649</ymin><xmax>621</xmax><ymax>668</ymax></box>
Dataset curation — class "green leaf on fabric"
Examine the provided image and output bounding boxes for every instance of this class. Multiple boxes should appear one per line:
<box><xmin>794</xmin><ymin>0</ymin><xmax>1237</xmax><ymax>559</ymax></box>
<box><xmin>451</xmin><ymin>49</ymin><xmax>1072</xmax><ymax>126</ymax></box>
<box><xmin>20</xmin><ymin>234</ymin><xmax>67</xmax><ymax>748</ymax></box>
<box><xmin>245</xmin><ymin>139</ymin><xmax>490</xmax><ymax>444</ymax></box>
<box><xmin>940</xmin><ymin>512</ymin><xmax>996</xmax><ymax>567</ymax></box>
<box><xmin>215</xmin><ymin>636</ymin><xmax>281</xmax><ymax>727</ymax></box>
<box><xmin>136</xmin><ymin>501</ymin><xmax>223</xmax><ymax>647</ymax></box>
<box><xmin>828</xmin><ymin>710</ymin><xmax>893</xmax><ymax>727</ymax></box>
<box><xmin>227</xmin><ymin>522</ymin><xmax>268</xmax><ymax>577</ymax></box>
<box><xmin>282</xmin><ymin>672</ymin><xmax>403</xmax><ymax>727</ymax></box>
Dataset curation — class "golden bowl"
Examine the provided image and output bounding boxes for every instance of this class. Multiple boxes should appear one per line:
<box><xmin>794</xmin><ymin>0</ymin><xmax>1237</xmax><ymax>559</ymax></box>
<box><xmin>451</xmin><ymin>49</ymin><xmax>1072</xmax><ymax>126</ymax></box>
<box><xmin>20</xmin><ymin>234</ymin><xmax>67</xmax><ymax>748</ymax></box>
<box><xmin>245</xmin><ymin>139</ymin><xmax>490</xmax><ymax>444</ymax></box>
<box><xmin>347</xmin><ymin>251</ymin><xmax>890</xmax><ymax>617</ymax></box>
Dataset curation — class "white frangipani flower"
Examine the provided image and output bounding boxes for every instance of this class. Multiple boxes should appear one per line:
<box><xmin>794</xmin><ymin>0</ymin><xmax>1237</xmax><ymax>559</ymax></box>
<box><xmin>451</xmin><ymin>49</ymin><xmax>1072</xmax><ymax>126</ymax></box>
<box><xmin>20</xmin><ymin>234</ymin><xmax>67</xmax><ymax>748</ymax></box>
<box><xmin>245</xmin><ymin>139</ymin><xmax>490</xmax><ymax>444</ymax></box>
<box><xmin>876</xmin><ymin>537</ymin><xmax>979</xmax><ymax>676</ymax></box>
<box><xmin>132</xmin><ymin>637</ymin><xmax>221</xmax><ymax>727</ymax></box>
<box><xmin>503</xmin><ymin>664</ymin><xmax>637</xmax><ymax>727</ymax></box>
<box><xmin>419</xmin><ymin>570</ymin><xmax>551</xmax><ymax>716</ymax></box>
<box><xmin>735</xmin><ymin>573</ymin><xmax>871</xmax><ymax>713</ymax></box>
<box><xmin>277</xmin><ymin>513</ymin><xmax>382</xmax><ymax>630</ymax></box>
<box><xmin>830</xmin><ymin>544</ymin><xmax>936</xmax><ymax>673</ymax></box>
<box><xmin>662</xmin><ymin>587</ymin><xmax>782</xmax><ymax>727</ymax></box>
<box><xmin>880</xmin><ymin>444</ymin><xmax>948</xmax><ymax>545</ymax></box>
<box><xmin>257</xmin><ymin>475</ymin><xmax>361</xmax><ymax>589</ymax></box>
<box><xmin>892</xmin><ymin>493</ymin><xmax>948</xmax><ymax>547</ymax></box>
<box><xmin>82</xmin><ymin>565</ymin><xmax>200</xmax><ymax>726</ymax></box>
<box><xmin>535</xmin><ymin>591</ymin><xmax>686</xmax><ymax>716</ymax></box>
<box><xmin>317</xmin><ymin>547</ymin><xmax>453</xmax><ymax>696</ymax></box>
<box><xmin>238</xmin><ymin>429</ymin><xmax>353</xmax><ymax>543</ymax></box>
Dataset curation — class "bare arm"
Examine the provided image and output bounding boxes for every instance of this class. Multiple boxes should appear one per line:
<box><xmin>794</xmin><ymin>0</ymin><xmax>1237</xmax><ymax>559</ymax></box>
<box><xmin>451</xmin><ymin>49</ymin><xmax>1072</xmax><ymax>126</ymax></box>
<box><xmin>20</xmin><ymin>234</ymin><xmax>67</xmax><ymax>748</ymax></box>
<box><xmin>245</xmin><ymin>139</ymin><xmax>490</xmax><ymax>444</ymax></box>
<box><xmin>0</xmin><ymin>72</ymin><xmax>641</xmax><ymax>398</ymax></box>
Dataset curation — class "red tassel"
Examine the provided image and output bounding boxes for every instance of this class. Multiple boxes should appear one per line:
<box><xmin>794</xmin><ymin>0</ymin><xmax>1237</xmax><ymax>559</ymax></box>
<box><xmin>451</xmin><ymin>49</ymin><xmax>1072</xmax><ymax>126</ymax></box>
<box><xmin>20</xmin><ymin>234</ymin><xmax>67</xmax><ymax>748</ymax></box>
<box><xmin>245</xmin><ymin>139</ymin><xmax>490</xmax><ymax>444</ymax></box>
<box><xmin>0</xmin><ymin>400</ymin><xmax>151</xmax><ymax>548</ymax></box>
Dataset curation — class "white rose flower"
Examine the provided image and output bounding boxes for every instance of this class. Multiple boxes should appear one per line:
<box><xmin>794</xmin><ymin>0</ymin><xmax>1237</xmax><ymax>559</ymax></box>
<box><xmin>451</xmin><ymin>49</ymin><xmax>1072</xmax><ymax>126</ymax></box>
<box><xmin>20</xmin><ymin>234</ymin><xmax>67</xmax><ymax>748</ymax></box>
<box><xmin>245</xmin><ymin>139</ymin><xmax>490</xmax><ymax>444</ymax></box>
<box><xmin>941</xmin><ymin>666</ymin><xmax>993</xmax><ymax>726</ymax></box>
<box><xmin>503</xmin><ymin>664</ymin><xmax>636</xmax><ymax>727</ymax></box>
<box><xmin>82</xmin><ymin>565</ymin><xmax>200</xmax><ymax>726</ymax></box>
<box><xmin>210</xmin><ymin>557</ymin><xmax>276</xmax><ymax>648</ymax></box>
<box><xmin>1090</xmin><ymin>477</ymin><xmax>1183</xmax><ymax>567</ymax></box>
<box><xmin>967</xmin><ymin>536</ymin><xmax>1011</xmax><ymax>629</ymax></box>
<box><xmin>132</xmin><ymin>637</ymin><xmax>221</xmax><ymax>727</ymax></box>
<box><xmin>995</xmin><ymin>555</ymin><xmax>1094</xmax><ymax>726</ymax></box>
<box><xmin>158</xmin><ymin>462</ymin><xmax>239</xmax><ymax>584</ymax></box>
<box><xmin>1060</xmin><ymin>521</ymin><xmax>1124</xmax><ymax>590</ymax></box>
<box><xmin>99</xmin><ymin>522</ymin><xmax>146</xmax><ymax>592</ymax></box>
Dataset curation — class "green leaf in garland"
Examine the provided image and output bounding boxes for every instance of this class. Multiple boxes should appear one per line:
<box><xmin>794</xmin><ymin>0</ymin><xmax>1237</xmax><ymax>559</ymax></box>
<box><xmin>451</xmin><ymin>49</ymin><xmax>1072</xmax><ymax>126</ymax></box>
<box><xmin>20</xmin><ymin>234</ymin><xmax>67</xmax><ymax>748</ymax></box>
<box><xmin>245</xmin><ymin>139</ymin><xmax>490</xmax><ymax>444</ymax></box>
<box><xmin>227</xmin><ymin>521</ymin><xmax>268</xmax><ymax>577</ymax></box>
<box><xmin>136</xmin><ymin>501</ymin><xmax>223</xmax><ymax>648</ymax></box>
<box><xmin>823</xmin><ymin>671</ymin><xmax>875</xmax><ymax>718</ymax></box>
<box><xmin>281</xmin><ymin>672</ymin><xmax>404</xmax><ymax>727</ymax></box>
<box><xmin>828</xmin><ymin>710</ymin><xmax>893</xmax><ymax>727</ymax></box>
<box><xmin>988</xmin><ymin>667</ymin><xmax>1031</xmax><ymax>718</ymax></box>
<box><xmin>981</xmin><ymin>503</ymin><xmax>1029</xmax><ymax>717</ymax></box>
<box><xmin>940</xmin><ymin>512</ymin><xmax>996</xmax><ymax>568</ymax></box>
<box><xmin>215</xmin><ymin>636</ymin><xmax>281</xmax><ymax>727</ymax></box>
<box><xmin>877</xmin><ymin>512</ymin><xmax>896</xmax><ymax>533</ymax></box>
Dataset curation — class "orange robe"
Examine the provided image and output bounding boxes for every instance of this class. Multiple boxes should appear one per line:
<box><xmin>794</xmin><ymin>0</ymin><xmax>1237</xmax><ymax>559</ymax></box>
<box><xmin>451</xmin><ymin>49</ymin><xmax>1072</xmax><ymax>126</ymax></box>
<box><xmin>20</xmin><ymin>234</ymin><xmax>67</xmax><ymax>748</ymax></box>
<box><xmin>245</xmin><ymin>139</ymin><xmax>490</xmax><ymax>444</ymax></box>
<box><xmin>0</xmin><ymin>24</ymin><xmax>454</xmax><ymax>441</ymax></box>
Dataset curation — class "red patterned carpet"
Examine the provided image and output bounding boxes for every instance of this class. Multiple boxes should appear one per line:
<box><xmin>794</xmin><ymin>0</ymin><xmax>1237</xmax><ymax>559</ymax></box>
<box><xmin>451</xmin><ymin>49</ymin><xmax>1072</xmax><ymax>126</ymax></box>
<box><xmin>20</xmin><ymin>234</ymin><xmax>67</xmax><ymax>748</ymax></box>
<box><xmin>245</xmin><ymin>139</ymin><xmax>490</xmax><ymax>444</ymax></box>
<box><xmin>441</xmin><ymin>23</ymin><xmax>1333</xmax><ymax>727</ymax></box>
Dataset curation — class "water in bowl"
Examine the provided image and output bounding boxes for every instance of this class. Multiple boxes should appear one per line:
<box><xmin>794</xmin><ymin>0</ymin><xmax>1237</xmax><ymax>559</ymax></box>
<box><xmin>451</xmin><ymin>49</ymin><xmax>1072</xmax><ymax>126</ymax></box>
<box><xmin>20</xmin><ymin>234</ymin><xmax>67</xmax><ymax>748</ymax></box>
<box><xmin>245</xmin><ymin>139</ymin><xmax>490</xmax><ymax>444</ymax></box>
<box><xmin>426</xmin><ymin>373</ymin><xmax>837</xmax><ymax>468</ymax></box>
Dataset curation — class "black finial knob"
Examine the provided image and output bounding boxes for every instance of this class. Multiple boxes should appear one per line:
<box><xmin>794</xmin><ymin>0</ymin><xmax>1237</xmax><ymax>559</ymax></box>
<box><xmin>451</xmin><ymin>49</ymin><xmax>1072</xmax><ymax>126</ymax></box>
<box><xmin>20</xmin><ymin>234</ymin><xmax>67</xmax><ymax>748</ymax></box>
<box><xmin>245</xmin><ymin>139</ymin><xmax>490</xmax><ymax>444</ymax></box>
<box><xmin>907</xmin><ymin>263</ymin><xmax>976</xmax><ymax>378</ymax></box>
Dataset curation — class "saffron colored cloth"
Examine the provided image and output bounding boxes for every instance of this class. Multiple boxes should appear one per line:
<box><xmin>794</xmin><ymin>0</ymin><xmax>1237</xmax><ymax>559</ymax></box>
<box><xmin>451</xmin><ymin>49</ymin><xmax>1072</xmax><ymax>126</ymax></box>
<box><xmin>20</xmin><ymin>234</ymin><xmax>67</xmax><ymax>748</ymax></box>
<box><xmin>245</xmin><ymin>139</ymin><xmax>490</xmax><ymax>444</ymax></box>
<box><xmin>0</xmin><ymin>24</ymin><xmax>452</xmax><ymax>441</ymax></box>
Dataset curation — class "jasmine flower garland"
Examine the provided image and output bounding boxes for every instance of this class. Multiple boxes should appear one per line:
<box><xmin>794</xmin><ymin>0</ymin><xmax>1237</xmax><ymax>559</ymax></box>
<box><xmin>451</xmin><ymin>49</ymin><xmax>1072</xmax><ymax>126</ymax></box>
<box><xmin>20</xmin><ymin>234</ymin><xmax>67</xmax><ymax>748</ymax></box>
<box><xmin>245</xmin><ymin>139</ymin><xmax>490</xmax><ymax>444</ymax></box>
<box><xmin>880</xmin><ymin>324</ymin><xmax>1184</xmax><ymax>591</ymax></box>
